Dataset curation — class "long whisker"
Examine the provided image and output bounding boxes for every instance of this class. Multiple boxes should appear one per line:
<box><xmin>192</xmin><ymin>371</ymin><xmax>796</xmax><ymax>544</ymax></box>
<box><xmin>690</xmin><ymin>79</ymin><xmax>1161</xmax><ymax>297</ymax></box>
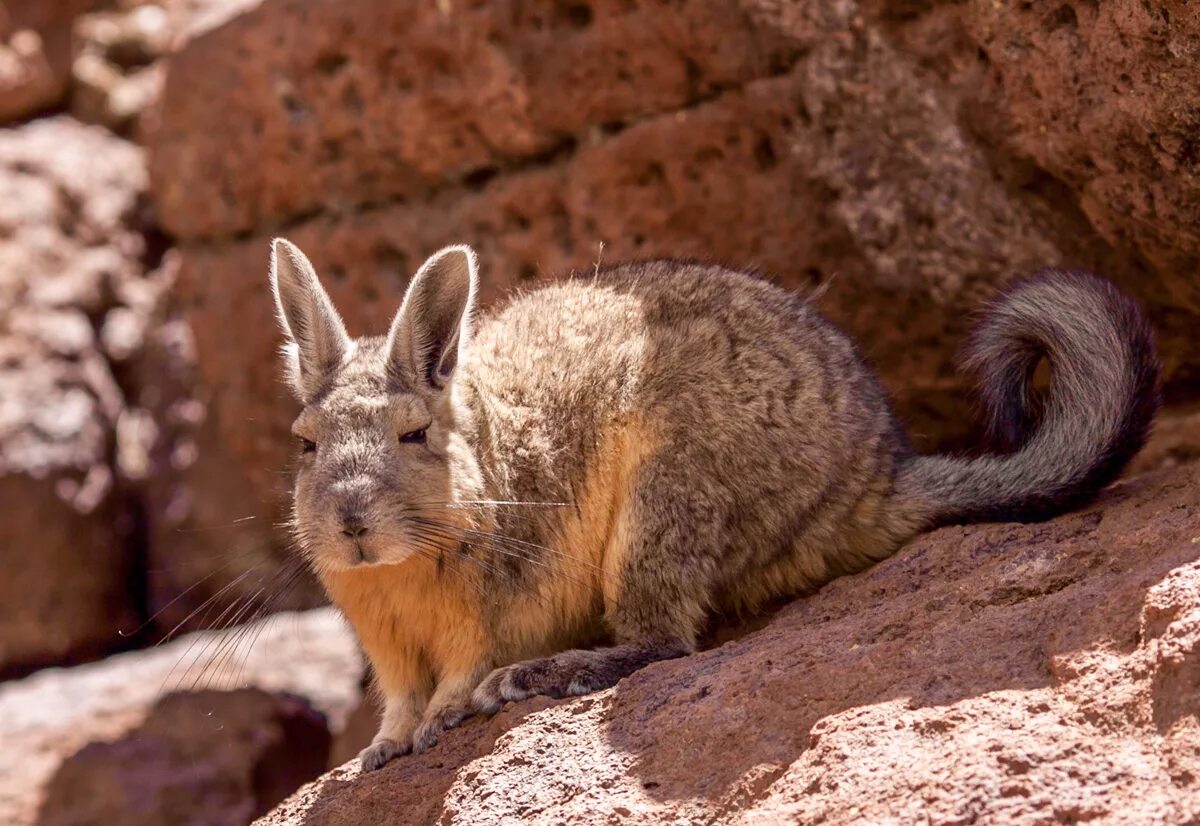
<box><xmin>172</xmin><ymin>515</ymin><xmax>259</xmax><ymax>533</ymax></box>
<box><xmin>404</xmin><ymin>534</ymin><xmax>499</xmax><ymax>604</ymax></box>
<box><xmin>159</xmin><ymin>583</ymin><xmax>262</xmax><ymax>695</ymax></box>
<box><xmin>407</xmin><ymin>518</ymin><xmax>617</xmax><ymax>597</ymax></box>
<box><xmin>186</xmin><ymin>582</ymin><xmax>278</xmax><ymax>691</ymax></box>
<box><xmin>409</xmin><ymin>515</ymin><xmax>616</xmax><ymax>580</ymax></box>
<box><xmin>168</xmin><ymin>553</ymin><xmax>302</xmax><ymax>692</ymax></box>
<box><xmin>124</xmin><ymin>544</ymin><xmax>276</xmax><ymax>639</ymax></box>
<box><xmin>154</xmin><ymin>562</ymin><xmax>267</xmax><ymax>648</ymax></box>
<box><xmin>215</xmin><ymin>563</ymin><xmax>307</xmax><ymax>689</ymax></box>
<box><xmin>229</xmin><ymin>572</ymin><xmax>305</xmax><ymax>688</ymax></box>
<box><xmin>410</xmin><ymin>518</ymin><xmax>558</xmax><ymax>573</ymax></box>
<box><xmin>405</xmin><ymin>498</ymin><xmax>573</xmax><ymax>510</ymax></box>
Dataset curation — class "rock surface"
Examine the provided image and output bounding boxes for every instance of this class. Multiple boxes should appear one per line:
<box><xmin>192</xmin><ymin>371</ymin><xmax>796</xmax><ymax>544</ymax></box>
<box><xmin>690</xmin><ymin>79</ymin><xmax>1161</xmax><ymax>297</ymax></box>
<box><xmin>0</xmin><ymin>0</ymin><xmax>261</xmax><ymax>129</ymax></box>
<box><xmin>0</xmin><ymin>111</ymin><xmax>322</xmax><ymax>669</ymax></box>
<box><xmin>0</xmin><ymin>1</ymin><xmax>100</xmax><ymax>122</ymax></box>
<box><xmin>0</xmin><ymin>607</ymin><xmax>365</xmax><ymax>826</ymax></box>
<box><xmin>147</xmin><ymin>0</ymin><xmax>1200</xmax><ymax>554</ymax></box>
<box><xmin>0</xmin><ymin>23</ymin><xmax>58</xmax><ymax>122</ymax></box>
<box><xmin>38</xmin><ymin>689</ymin><xmax>332</xmax><ymax>826</ymax></box>
<box><xmin>0</xmin><ymin>116</ymin><xmax>149</xmax><ymax>674</ymax></box>
<box><xmin>71</xmin><ymin>0</ymin><xmax>263</xmax><ymax>135</ymax></box>
<box><xmin>259</xmin><ymin>460</ymin><xmax>1200</xmax><ymax>825</ymax></box>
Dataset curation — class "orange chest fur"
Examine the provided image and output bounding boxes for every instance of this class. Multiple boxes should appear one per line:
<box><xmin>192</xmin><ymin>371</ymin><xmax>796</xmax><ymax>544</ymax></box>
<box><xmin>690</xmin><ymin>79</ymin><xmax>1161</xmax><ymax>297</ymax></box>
<box><xmin>321</xmin><ymin>562</ymin><xmax>489</xmax><ymax>690</ymax></box>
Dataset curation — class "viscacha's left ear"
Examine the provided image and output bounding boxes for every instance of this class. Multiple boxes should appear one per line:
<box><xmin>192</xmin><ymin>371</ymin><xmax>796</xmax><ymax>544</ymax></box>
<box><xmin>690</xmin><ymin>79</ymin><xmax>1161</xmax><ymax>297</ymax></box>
<box><xmin>269</xmin><ymin>237</ymin><xmax>351</xmax><ymax>402</ymax></box>
<box><xmin>386</xmin><ymin>244</ymin><xmax>478</xmax><ymax>388</ymax></box>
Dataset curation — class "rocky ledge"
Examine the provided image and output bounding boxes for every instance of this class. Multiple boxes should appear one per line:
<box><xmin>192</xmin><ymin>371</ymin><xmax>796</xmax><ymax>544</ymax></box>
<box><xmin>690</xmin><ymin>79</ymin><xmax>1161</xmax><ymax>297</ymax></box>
<box><xmin>0</xmin><ymin>608</ymin><xmax>366</xmax><ymax>826</ymax></box>
<box><xmin>261</xmin><ymin>458</ymin><xmax>1200</xmax><ymax>825</ymax></box>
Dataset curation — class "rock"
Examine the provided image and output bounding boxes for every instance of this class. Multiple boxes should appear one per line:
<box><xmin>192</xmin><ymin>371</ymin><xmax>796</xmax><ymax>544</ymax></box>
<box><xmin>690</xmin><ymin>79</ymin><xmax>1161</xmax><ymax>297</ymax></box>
<box><xmin>864</xmin><ymin>0</ymin><xmax>1200</xmax><ymax>392</ymax></box>
<box><xmin>71</xmin><ymin>0</ymin><xmax>262</xmax><ymax>135</ymax></box>
<box><xmin>0</xmin><ymin>117</ymin><xmax>148</xmax><ymax>675</ymax></box>
<box><xmin>259</xmin><ymin>460</ymin><xmax>1200</xmax><ymax>825</ymax></box>
<box><xmin>0</xmin><ymin>113</ymin><xmax>319</xmax><ymax>667</ymax></box>
<box><xmin>961</xmin><ymin>1</ymin><xmax>1200</xmax><ymax>321</ymax></box>
<box><xmin>37</xmin><ymin>689</ymin><xmax>332</xmax><ymax>826</ymax></box>
<box><xmin>1130</xmin><ymin>402</ymin><xmax>1200</xmax><ymax>477</ymax></box>
<box><xmin>0</xmin><ymin>0</ymin><xmax>100</xmax><ymax>122</ymax></box>
<box><xmin>146</xmin><ymin>0</ymin><xmax>1200</xmax><ymax>538</ymax></box>
<box><xmin>0</xmin><ymin>607</ymin><xmax>365</xmax><ymax>826</ymax></box>
<box><xmin>147</xmin><ymin>0</ymin><xmax>806</xmax><ymax>240</ymax></box>
<box><xmin>0</xmin><ymin>27</ymin><xmax>58</xmax><ymax>122</ymax></box>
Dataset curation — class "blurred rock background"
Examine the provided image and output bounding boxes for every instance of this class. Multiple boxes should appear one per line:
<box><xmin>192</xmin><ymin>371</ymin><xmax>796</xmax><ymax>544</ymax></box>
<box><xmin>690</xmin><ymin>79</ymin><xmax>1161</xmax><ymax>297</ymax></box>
<box><xmin>0</xmin><ymin>1</ymin><xmax>1197</xmax><ymax>824</ymax></box>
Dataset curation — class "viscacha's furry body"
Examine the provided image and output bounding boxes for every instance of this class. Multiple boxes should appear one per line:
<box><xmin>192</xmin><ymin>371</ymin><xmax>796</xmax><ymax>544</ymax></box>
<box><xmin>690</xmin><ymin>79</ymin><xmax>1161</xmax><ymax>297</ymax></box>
<box><xmin>267</xmin><ymin>241</ymin><xmax>1159</xmax><ymax>769</ymax></box>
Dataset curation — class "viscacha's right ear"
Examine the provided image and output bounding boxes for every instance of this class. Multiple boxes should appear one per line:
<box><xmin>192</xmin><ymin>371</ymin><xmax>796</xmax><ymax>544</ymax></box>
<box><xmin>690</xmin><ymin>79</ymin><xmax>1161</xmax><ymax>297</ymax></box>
<box><xmin>269</xmin><ymin>238</ymin><xmax>350</xmax><ymax>401</ymax></box>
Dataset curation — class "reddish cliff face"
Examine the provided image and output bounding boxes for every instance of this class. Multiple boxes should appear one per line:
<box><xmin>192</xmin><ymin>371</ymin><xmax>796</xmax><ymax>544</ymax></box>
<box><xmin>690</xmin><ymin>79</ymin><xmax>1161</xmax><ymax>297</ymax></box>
<box><xmin>144</xmin><ymin>0</ymin><xmax>1200</xmax><ymax>575</ymax></box>
<box><xmin>261</xmin><ymin>458</ymin><xmax>1200</xmax><ymax>825</ymax></box>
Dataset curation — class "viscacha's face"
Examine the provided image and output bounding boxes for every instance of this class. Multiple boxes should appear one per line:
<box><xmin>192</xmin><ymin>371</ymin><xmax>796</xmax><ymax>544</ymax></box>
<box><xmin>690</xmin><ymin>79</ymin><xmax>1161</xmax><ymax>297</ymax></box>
<box><xmin>268</xmin><ymin>239</ymin><xmax>479</xmax><ymax>576</ymax></box>
<box><xmin>289</xmin><ymin>338</ymin><xmax>461</xmax><ymax>573</ymax></box>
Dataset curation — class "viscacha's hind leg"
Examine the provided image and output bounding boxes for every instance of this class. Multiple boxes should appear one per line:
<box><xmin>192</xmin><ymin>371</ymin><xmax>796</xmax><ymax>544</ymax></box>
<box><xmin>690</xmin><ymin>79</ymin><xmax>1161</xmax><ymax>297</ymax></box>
<box><xmin>473</xmin><ymin>460</ymin><xmax>719</xmax><ymax>712</ymax></box>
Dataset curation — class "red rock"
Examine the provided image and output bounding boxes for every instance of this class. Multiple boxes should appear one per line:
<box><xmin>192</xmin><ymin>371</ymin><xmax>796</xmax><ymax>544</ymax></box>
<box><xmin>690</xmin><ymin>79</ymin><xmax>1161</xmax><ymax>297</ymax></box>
<box><xmin>0</xmin><ymin>113</ymin><xmax>321</xmax><ymax>664</ymax></box>
<box><xmin>0</xmin><ymin>117</ymin><xmax>147</xmax><ymax>674</ymax></box>
<box><xmin>148</xmin><ymin>0</ymin><xmax>1200</xmax><ymax>537</ymax></box>
<box><xmin>70</xmin><ymin>0</ymin><xmax>262</xmax><ymax>136</ymax></box>
<box><xmin>0</xmin><ymin>26</ymin><xmax>57</xmax><ymax>122</ymax></box>
<box><xmin>37</xmin><ymin>689</ymin><xmax>332</xmax><ymax>826</ymax></box>
<box><xmin>0</xmin><ymin>607</ymin><xmax>364</xmax><ymax>826</ymax></box>
<box><xmin>258</xmin><ymin>460</ymin><xmax>1200</xmax><ymax>825</ymax></box>
<box><xmin>0</xmin><ymin>1</ymin><xmax>100</xmax><ymax>121</ymax></box>
<box><xmin>148</xmin><ymin>0</ymin><xmax>805</xmax><ymax>240</ymax></box>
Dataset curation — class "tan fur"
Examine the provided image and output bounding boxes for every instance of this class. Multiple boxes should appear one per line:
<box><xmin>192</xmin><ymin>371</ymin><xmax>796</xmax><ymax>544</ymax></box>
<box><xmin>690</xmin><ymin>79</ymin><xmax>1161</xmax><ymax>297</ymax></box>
<box><xmin>559</xmin><ymin>416</ymin><xmax>659</xmax><ymax>614</ymax></box>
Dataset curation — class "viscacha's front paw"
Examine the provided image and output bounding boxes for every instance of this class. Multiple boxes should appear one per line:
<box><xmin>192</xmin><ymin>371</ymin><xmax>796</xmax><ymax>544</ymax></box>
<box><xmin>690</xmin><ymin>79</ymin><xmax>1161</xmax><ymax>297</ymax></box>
<box><xmin>358</xmin><ymin>738</ymin><xmax>410</xmax><ymax>772</ymax></box>
<box><xmin>471</xmin><ymin>655</ymin><xmax>576</xmax><ymax>713</ymax></box>
<box><xmin>471</xmin><ymin>664</ymin><xmax>522</xmax><ymax>714</ymax></box>
<box><xmin>412</xmin><ymin>705</ymin><xmax>472</xmax><ymax>753</ymax></box>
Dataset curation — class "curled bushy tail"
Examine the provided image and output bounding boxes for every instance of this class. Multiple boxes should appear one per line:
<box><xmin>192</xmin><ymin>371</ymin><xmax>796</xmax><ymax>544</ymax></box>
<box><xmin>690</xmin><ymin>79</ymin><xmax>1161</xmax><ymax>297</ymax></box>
<box><xmin>901</xmin><ymin>269</ymin><xmax>1160</xmax><ymax>526</ymax></box>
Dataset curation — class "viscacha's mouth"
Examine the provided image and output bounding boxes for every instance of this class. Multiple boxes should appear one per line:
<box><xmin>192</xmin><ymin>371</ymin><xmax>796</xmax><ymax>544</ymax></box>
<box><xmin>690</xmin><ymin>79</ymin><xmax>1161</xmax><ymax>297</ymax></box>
<box><xmin>349</xmin><ymin>540</ymin><xmax>374</xmax><ymax>565</ymax></box>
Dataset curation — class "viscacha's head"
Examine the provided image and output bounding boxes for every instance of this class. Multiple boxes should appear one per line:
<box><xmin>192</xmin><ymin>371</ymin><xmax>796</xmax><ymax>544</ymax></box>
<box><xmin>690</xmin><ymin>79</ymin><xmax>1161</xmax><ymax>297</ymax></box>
<box><xmin>268</xmin><ymin>238</ymin><xmax>478</xmax><ymax>574</ymax></box>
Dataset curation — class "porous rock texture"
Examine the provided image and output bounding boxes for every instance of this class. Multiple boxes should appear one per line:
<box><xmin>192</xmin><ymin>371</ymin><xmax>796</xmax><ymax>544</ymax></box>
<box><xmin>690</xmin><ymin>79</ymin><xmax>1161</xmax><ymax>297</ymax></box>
<box><xmin>260</xmin><ymin>460</ymin><xmax>1200</xmax><ymax>825</ymax></box>
<box><xmin>0</xmin><ymin>607</ymin><xmax>366</xmax><ymax>826</ymax></box>
<box><xmin>0</xmin><ymin>0</ymin><xmax>261</xmax><ymax>129</ymax></box>
<box><xmin>0</xmin><ymin>116</ymin><xmax>149</xmax><ymax>674</ymax></box>
<box><xmin>147</xmin><ymin>0</ymin><xmax>1200</xmax><ymax>575</ymax></box>
<box><xmin>71</xmin><ymin>0</ymin><xmax>263</xmax><ymax>135</ymax></box>
<box><xmin>0</xmin><ymin>1</ymin><xmax>100</xmax><ymax>122</ymax></box>
<box><xmin>0</xmin><ymin>110</ymin><xmax>316</xmax><ymax>675</ymax></box>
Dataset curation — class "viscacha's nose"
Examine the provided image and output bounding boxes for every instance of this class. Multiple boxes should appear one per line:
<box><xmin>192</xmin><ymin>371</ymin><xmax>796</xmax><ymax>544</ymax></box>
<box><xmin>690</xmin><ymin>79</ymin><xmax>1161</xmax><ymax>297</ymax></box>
<box><xmin>341</xmin><ymin>516</ymin><xmax>368</xmax><ymax>539</ymax></box>
<box><xmin>336</xmin><ymin>481</ymin><xmax>370</xmax><ymax>539</ymax></box>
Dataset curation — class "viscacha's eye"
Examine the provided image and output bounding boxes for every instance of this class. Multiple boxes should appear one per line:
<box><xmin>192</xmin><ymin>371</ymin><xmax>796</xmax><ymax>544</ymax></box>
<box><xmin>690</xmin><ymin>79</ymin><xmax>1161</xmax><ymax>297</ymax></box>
<box><xmin>399</xmin><ymin>428</ymin><xmax>427</xmax><ymax>445</ymax></box>
<box><xmin>299</xmin><ymin>437</ymin><xmax>317</xmax><ymax>454</ymax></box>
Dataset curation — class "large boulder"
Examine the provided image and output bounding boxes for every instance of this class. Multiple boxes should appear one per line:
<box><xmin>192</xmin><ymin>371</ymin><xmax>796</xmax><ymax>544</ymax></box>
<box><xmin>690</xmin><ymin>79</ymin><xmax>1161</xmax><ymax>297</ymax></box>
<box><xmin>37</xmin><ymin>689</ymin><xmax>332</xmax><ymax>825</ymax></box>
<box><xmin>259</xmin><ymin>459</ymin><xmax>1200</xmax><ymax>825</ymax></box>
<box><xmin>0</xmin><ymin>607</ymin><xmax>365</xmax><ymax>826</ymax></box>
<box><xmin>145</xmin><ymin>0</ymin><xmax>1200</xmax><ymax>550</ymax></box>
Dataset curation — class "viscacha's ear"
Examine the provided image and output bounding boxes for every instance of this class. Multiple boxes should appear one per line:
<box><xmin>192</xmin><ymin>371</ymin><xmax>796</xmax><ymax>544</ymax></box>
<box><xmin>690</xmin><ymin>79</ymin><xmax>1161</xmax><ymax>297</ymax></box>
<box><xmin>269</xmin><ymin>238</ymin><xmax>351</xmax><ymax>401</ymax></box>
<box><xmin>386</xmin><ymin>244</ymin><xmax>478</xmax><ymax>389</ymax></box>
